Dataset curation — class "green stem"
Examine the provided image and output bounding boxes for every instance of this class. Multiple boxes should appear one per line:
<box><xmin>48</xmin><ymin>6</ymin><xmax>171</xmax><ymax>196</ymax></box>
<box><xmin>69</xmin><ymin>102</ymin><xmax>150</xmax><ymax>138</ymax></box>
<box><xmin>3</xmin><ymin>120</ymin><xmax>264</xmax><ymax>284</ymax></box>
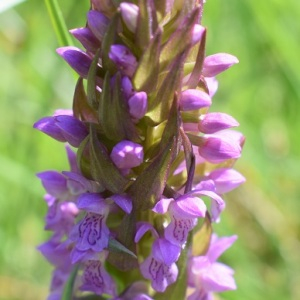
<box><xmin>44</xmin><ymin>0</ymin><xmax>73</xmax><ymax>46</ymax></box>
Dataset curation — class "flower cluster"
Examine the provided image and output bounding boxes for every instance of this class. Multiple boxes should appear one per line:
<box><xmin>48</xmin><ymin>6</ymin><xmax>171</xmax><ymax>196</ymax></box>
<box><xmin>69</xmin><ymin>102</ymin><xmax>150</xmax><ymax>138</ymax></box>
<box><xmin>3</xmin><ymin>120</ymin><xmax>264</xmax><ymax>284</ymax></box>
<box><xmin>35</xmin><ymin>0</ymin><xmax>245</xmax><ymax>299</ymax></box>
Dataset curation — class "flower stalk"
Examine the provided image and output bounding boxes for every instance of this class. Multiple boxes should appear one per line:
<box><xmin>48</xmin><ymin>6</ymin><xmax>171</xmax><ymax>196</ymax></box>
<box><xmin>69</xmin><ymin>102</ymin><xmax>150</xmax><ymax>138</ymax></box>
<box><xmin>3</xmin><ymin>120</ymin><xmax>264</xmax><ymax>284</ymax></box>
<box><xmin>35</xmin><ymin>1</ymin><xmax>245</xmax><ymax>299</ymax></box>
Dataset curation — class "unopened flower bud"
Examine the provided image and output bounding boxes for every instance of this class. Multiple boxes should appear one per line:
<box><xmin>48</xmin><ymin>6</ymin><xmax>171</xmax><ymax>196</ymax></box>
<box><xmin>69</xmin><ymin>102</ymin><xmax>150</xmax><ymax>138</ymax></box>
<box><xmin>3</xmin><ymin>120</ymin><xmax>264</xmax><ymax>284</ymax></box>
<box><xmin>56</xmin><ymin>47</ymin><xmax>92</xmax><ymax>78</ymax></box>
<box><xmin>180</xmin><ymin>89</ymin><xmax>211</xmax><ymax>111</ymax></box>
<box><xmin>109</xmin><ymin>45</ymin><xmax>138</xmax><ymax>77</ymax></box>
<box><xmin>87</xmin><ymin>10</ymin><xmax>109</xmax><ymax>41</ymax></box>
<box><xmin>202</xmin><ymin>53</ymin><xmax>239</xmax><ymax>77</ymax></box>
<box><xmin>110</xmin><ymin>140</ymin><xmax>144</xmax><ymax>169</ymax></box>
<box><xmin>121</xmin><ymin>76</ymin><xmax>134</xmax><ymax>99</ymax></box>
<box><xmin>199</xmin><ymin>112</ymin><xmax>239</xmax><ymax>134</ymax></box>
<box><xmin>198</xmin><ymin>134</ymin><xmax>241</xmax><ymax>163</ymax></box>
<box><xmin>191</xmin><ymin>24</ymin><xmax>206</xmax><ymax>46</ymax></box>
<box><xmin>69</xmin><ymin>27</ymin><xmax>100</xmax><ymax>53</ymax></box>
<box><xmin>120</xmin><ymin>2</ymin><xmax>139</xmax><ymax>33</ymax></box>
<box><xmin>128</xmin><ymin>91</ymin><xmax>148</xmax><ymax>119</ymax></box>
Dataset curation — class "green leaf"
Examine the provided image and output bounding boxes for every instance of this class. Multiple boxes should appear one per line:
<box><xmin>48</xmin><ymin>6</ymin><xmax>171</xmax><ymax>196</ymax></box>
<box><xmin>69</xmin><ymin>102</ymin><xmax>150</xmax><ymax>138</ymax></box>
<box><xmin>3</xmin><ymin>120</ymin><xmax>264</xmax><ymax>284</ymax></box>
<box><xmin>130</xmin><ymin>136</ymin><xmax>176</xmax><ymax>210</ymax></box>
<box><xmin>62</xmin><ymin>264</ymin><xmax>79</xmax><ymax>300</ymax></box>
<box><xmin>179</xmin><ymin>128</ymin><xmax>195</xmax><ymax>193</ymax></box>
<box><xmin>133</xmin><ymin>28</ymin><xmax>162</xmax><ymax>93</ymax></box>
<box><xmin>73</xmin><ymin>78</ymin><xmax>98</xmax><ymax>123</ymax></box>
<box><xmin>77</xmin><ymin>134</ymin><xmax>93</xmax><ymax>180</ymax></box>
<box><xmin>159</xmin><ymin>7</ymin><xmax>200</xmax><ymax>70</ymax></box>
<box><xmin>99</xmin><ymin>72</ymin><xmax>139</xmax><ymax>142</ymax></box>
<box><xmin>146</xmin><ymin>53</ymin><xmax>185</xmax><ymax>125</ymax></box>
<box><xmin>186</xmin><ymin>29</ymin><xmax>207</xmax><ymax>89</ymax></box>
<box><xmin>102</xmin><ymin>13</ymin><xmax>119</xmax><ymax>73</ymax></box>
<box><xmin>107</xmin><ymin>213</ymin><xmax>138</xmax><ymax>271</ymax></box>
<box><xmin>153</xmin><ymin>0</ymin><xmax>167</xmax><ymax>21</ymax></box>
<box><xmin>136</xmin><ymin>0</ymin><xmax>158</xmax><ymax>51</ymax></box>
<box><xmin>174</xmin><ymin>0</ymin><xmax>200</xmax><ymax>16</ymax></box>
<box><xmin>159</xmin><ymin>94</ymin><xmax>181</xmax><ymax>155</ymax></box>
<box><xmin>87</xmin><ymin>50</ymin><xmax>101</xmax><ymax>110</ymax></box>
<box><xmin>44</xmin><ymin>0</ymin><xmax>73</xmax><ymax>47</ymax></box>
<box><xmin>89</xmin><ymin>125</ymin><xmax>129</xmax><ymax>193</ymax></box>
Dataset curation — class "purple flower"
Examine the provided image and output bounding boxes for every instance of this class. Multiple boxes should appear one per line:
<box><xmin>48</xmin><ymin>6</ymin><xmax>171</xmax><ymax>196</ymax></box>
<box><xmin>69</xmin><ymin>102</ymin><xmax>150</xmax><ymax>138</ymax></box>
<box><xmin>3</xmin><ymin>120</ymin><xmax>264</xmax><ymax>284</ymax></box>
<box><xmin>69</xmin><ymin>192</ymin><xmax>133</xmax><ymax>263</ymax></box>
<box><xmin>35</xmin><ymin>1</ymin><xmax>244</xmax><ymax>297</ymax></box>
<box><xmin>153</xmin><ymin>196</ymin><xmax>206</xmax><ymax>246</ymax></box>
<box><xmin>188</xmin><ymin>235</ymin><xmax>237</xmax><ymax>300</ymax></box>
<box><xmin>81</xmin><ymin>258</ymin><xmax>116</xmax><ymax>296</ymax></box>
<box><xmin>135</xmin><ymin>223</ymin><xmax>180</xmax><ymax>292</ymax></box>
<box><xmin>140</xmin><ymin>238</ymin><xmax>180</xmax><ymax>292</ymax></box>
<box><xmin>69</xmin><ymin>194</ymin><xmax>110</xmax><ymax>256</ymax></box>
<box><xmin>44</xmin><ymin>197</ymin><xmax>79</xmax><ymax>234</ymax></box>
<box><xmin>109</xmin><ymin>44</ymin><xmax>138</xmax><ymax>77</ymax></box>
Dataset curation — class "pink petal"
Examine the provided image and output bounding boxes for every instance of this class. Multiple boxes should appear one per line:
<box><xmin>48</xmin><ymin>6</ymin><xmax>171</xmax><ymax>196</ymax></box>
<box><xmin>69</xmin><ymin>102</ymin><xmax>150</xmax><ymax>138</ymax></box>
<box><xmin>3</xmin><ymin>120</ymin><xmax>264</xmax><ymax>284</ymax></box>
<box><xmin>152</xmin><ymin>198</ymin><xmax>174</xmax><ymax>214</ymax></box>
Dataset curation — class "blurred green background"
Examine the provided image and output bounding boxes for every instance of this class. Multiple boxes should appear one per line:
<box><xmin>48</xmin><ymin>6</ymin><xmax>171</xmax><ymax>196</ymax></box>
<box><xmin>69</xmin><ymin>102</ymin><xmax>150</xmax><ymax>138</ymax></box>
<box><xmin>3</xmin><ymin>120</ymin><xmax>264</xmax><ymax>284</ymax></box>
<box><xmin>0</xmin><ymin>0</ymin><xmax>299</xmax><ymax>299</ymax></box>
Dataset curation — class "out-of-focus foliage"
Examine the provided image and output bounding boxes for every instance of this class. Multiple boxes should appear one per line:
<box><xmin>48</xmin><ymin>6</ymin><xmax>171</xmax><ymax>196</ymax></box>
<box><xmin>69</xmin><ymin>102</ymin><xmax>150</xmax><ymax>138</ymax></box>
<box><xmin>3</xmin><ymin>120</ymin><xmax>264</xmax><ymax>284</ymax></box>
<box><xmin>0</xmin><ymin>0</ymin><xmax>299</xmax><ymax>299</ymax></box>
